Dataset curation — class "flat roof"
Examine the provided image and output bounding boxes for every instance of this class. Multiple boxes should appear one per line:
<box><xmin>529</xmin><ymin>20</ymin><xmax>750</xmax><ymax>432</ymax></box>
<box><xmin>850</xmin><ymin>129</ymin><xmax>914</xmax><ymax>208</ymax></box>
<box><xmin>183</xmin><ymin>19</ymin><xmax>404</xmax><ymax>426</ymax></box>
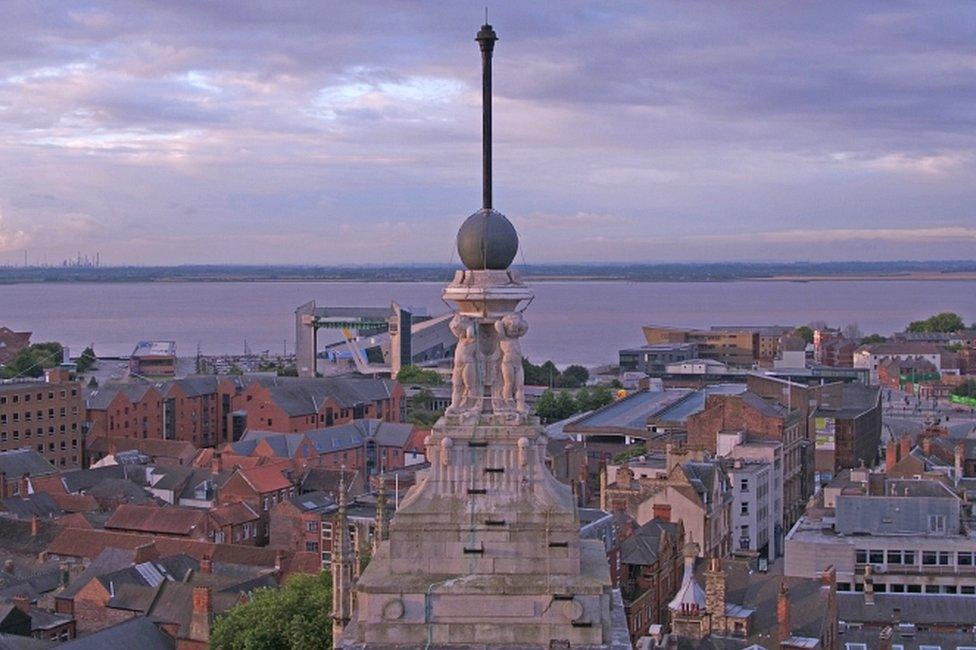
<box><xmin>131</xmin><ymin>341</ymin><xmax>176</xmax><ymax>357</ymax></box>
<box><xmin>567</xmin><ymin>389</ymin><xmax>691</xmax><ymax>432</ymax></box>
<box><xmin>651</xmin><ymin>383</ymin><xmax>747</xmax><ymax>423</ymax></box>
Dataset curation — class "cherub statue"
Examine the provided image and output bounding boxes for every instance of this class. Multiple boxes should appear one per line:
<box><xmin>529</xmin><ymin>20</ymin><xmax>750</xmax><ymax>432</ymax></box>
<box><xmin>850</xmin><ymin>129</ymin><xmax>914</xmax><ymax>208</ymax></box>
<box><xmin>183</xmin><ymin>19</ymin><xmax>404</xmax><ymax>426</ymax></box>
<box><xmin>446</xmin><ymin>314</ymin><xmax>480</xmax><ymax>415</ymax></box>
<box><xmin>494</xmin><ymin>312</ymin><xmax>528</xmax><ymax>413</ymax></box>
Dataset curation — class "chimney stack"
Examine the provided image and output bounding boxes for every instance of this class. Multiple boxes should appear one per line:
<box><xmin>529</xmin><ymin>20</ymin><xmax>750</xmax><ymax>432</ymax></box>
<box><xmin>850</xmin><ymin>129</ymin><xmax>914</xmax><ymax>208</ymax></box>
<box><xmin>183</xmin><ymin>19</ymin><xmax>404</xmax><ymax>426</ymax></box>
<box><xmin>955</xmin><ymin>443</ymin><xmax>965</xmax><ymax>480</ymax></box>
<box><xmin>20</xmin><ymin>474</ymin><xmax>30</xmax><ymax>497</ymax></box>
<box><xmin>885</xmin><ymin>441</ymin><xmax>897</xmax><ymax>473</ymax></box>
<box><xmin>898</xmin><ymin>434</ymin><xmax>911</xmax><ymax>460</ymax></box>
<box><xmin>212</xmin><ymin>450</ymin><xmax>222</xmax><ymax>474</ymax></box>
<box><xmin>30</xmin><ymin>514</ymin><xmax>40</xmax><ymax>537</ymax></box>
<box><xmin>275</xmin><ymin>549</ymin><xmax>286</xmax><ymax>573</ymax></box>
<box><xmin>12</xmin><ymin>595</ymin><xmax>29</xmax><ymax>614</ymax></box>
<box><xmin>133</xmin><ymin>541</ymin><xmax>158</xmax><ymax>564</ymax></box>
<box><xmin>863</xmin><ymin>565</ymin><xmax>875</xmax><ymax>606</ymax></box>
<box><xmin>922</xmin><ymin>436</ymin><xmax>932</xmax><ymax>456</ymax></box>
<box><xmin>879</xmin><ymin>626</ymin><xmax>893</xmax><ymax>650</ymax></box>
<box><xmin>704</xmin><ymin>556</ymin><xmax>727</xmax><ymax>635</ymax></box>
<box><xmin>3</xmin><ymin>559</ymin><xmax>13</xmax><ymax>574</ymax></box>
<box><xmin>776</xmin><ymin>581</ymin><xmax>791</xmax><ymax>641</ymax></box>
<box><xmin>188</xmin><ymin>586</ymin><xmax>213</xmax><ymax>642</ymax></box>
<box><xmin>200</xmin><ymin>554</ymin><xmax>213</xmax><ymax>574</ymax></box>
<box><xmin>59</xmin><ymin>562</ymin><xmax>70</xmax><ymax>588</ymax></box>
<box><xmin>0</xmin><ymin>472</ymin><xmax>6</xmax><ymax>498</ymax></box>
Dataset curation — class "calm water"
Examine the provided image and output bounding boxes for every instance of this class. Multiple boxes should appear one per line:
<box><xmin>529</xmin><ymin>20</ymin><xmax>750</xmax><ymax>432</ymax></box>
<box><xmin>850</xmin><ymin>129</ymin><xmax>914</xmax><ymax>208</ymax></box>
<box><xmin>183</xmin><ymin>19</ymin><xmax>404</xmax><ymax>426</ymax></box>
<box><xmin>1</xmin><ymin>280</ymin><xmax>974</xmax><ymax>366</ymax></box>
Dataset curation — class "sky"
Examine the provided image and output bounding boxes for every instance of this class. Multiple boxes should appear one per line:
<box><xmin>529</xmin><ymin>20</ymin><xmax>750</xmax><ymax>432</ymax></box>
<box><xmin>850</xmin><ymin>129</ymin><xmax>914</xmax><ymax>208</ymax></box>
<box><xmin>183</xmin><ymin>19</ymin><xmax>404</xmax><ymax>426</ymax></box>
<box><xmin>0</xmin><ymin>1</ymin><xmax>974</xmax><ymax>266</ymax></box>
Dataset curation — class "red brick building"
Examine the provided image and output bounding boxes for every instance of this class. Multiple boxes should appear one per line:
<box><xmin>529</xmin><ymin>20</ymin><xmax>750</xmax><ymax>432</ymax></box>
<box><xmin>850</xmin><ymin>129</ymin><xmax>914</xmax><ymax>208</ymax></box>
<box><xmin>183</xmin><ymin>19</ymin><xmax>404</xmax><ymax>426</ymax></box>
<box><xmin>0</xmin><ymin>369</ymin><xmax>85</xmax><ymax>469</ymax></box>
<box><xmin>0</xmin><ymin>327</ymin><xmax>31</xmax><ymax>365</ymax></box>
<box><xmin>86</xmin><ymin>376</ymin><xmax>237</xmax><ymax>448</ymax></box>
<box><xmin>232</xmin><ymin>376</ymin><xmax>403</xmax><ymax>433</ymax></box>
<box><xmin>224</xmin><ymin>419</ymin><xmax>416</xmax><ymax>477</ymax></box>
<box><xmin>686</xmin><ymin>392</ymin><xmax>806</xmax><ymax>527</ymax></box>
<box><xmin>217</xmin><ymin>462</ymin><xmax>296</xmax><ymax>544</ymax></box>
<box><xmin>608</xmin><ymin>517</ymin><xmax>684</xmax><ymax>642</ymax></box>
<box><xmin>208</xmin><ymin>501</ymin><xmax>261</xmax><ymax>545</ymax></box>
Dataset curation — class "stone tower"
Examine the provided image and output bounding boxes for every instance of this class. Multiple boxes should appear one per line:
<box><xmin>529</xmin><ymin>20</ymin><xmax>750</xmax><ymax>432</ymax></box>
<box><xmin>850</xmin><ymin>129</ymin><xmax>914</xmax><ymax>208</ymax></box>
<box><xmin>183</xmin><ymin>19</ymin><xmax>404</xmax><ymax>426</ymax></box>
<box><xmin>340</xmin><ymin>21</ymin><xmax>628</xmax><ymax>650</ymax></box>
<box><xmin>332</xmin><ymin>478</ymin><xmax>354</xmax><ymax>642</ymax></box>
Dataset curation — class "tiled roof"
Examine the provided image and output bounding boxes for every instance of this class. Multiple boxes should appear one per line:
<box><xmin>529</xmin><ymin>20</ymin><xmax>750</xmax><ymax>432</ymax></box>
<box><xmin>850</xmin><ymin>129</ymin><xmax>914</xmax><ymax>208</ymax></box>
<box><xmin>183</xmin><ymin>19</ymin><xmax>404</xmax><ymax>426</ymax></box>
<box><xmin>105</xmin><ymin>504</ymin><xmax>209</xmax><ymax>536</ymax></box>
<box><xmin>87</xmin><ymin>437</ymin><xmax>195</xmax><ymax>461</ymax></box>
<box><xmin>60</xmin><ymin>465</ymin><xmax>149</xmax><ymax>493</ymax></box>
<box><xmin>47</xmin><ymin>492</ymin><xmax>98</xmax><ymax>514</ymax></box>
<box><xmin>238</xmin><ymin>464</ymin><xmax>294</xmax><ymax>493</ymax></box>
<box><xmin>209</xmin><ymin>501</ymin><xmax>260</xmax><ymax>527</ymax></box>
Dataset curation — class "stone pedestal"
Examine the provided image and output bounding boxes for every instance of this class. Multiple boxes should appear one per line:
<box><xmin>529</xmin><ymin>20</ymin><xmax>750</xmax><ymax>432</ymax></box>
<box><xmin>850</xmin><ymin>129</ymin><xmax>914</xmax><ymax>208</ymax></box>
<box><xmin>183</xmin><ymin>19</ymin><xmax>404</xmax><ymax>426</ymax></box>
<box><xmin>340</xmin><ymin>270</ymin><xmax>628</xmax><ymax>648</ymax></box>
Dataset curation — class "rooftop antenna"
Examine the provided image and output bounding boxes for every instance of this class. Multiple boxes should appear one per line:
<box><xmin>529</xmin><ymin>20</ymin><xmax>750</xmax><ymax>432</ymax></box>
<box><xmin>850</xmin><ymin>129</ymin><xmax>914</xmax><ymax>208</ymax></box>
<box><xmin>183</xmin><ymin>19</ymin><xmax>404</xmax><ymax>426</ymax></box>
<box><xmin>476</xmin><ymin>16</ymin><xmax>497</xmax><ymax>211</ymax></box>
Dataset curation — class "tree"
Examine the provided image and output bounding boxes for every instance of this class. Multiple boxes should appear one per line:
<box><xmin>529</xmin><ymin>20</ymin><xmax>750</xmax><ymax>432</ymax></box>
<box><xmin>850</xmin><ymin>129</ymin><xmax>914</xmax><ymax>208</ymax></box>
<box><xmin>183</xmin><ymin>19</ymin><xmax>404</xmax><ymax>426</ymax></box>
<box><xmin>953</xmin><ymin>379</ymin><xmax>976</xmax><ymax>399</ymax></box>
<box><xmin>841</xmin><ymin>323</ymin><xmax>862</xmax><ymax>340</ymax></box>
<box><xmin>557</xmin><ymin>365</ymin><xmax>589</xmax><ymax>389</ymax></box>
<box><xmin>554</xmin><ymin>391</ymin><xmax>578</xmax><ymax>420</ymax></box>
<box><xmin>861</xmin><ymin>334</ymin><xmax>886</xmax><ymax>345</ymax></box>
<box><xmin>534</xmin><ymin>389</ymin><xmax>561</xmax><ymax>423</ymax></box>
<box><xmin>0</xmin><ymin>342</ymin><xmax>63</xmax><ymax>379</ymax></box>
<box><xmin>405</xmin><ymin>388</ymin><xmax>442</xmax><ymax>427</ymax></box>
<box><xmin>576</xmin><ymin>386</ymin><xmax>614</xmax><ymax>412</ymax></box>
<box><xmin>907</xmin><ymin>312</ymin><xmax>965</xmax><ymax>333</ymax></box>
<box><xmin>794</xmin><ymin>326</ymin><xmax>814</xmax><ymax>344</ymax></box>
<box><xmin>396</xmin><ymin>365</ymin><xmax>443</xmax><ymax>386</ymax></box>
<box><xmin>75</xmin><ymin>346</ymin><xmax>96</xmax><ymax>373</ymax></box>
<box><xmin>211</xmin><ymin>571</ymin><xmax>333</xmax><ymax>650</ymax></box>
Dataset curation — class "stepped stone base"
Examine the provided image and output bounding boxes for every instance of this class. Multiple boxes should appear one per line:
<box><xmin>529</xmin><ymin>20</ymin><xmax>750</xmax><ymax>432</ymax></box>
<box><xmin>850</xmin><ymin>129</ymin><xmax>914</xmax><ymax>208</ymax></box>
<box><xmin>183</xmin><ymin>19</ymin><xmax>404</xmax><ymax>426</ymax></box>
<box><xmin>339</xmin><ymin>416</ymin><xmax>632</xmax><ymax>649</ymax></box>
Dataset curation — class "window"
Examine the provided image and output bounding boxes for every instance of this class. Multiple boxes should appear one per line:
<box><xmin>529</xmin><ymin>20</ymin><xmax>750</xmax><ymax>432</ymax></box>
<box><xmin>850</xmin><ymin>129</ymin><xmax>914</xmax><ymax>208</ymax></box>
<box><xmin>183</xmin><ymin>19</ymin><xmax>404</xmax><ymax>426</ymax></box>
<box><xmin>869</xmin><ymin>550</ymin><xmax>884</xmax><ymax>564</ymax></box>
<box><xmin>890</xmin><ymin>584</ymin><xmax>905</xmax><ymax>593</ymax></box>
<box><xmin>740</xmin><ymin>502</ymin><xmax>749</xmax><ymax>516</ymax></box>
<box><xmin>307</xmin><ymin>521</ymin><xmax>318</xmax><ymax>532</ymax></box>
<box><xmin>923</xmin><ymin>551</ymin><xmax>938</xmax><ymax>565</ymax></box>
<box><xmin>958</xmin><ymin>552</ymin><xmax>974</xmax><ymax>566</ymax></box>
<box><xmin>740</xmin><ymin>478</ymin><xmax>749</xmax><ymax>492</ymax></box>
<box><xmin>305</xmin><ymin>541</ymin><xmax>319</xmax><ymax>552</ymax></box>
<box><xmin>928</xmin><ymin>514</ymin><xmax>946</xmax><ymax>534</ymax></box>
<box><xmin>962</xmin><ymin>585</ymin><xmax>975</xmax><ymax>595</ymax></box>
<box><xmin>906</xmin><ymin>584</ymin><xmax>921</xmax><ymax>593</ymax></box>
<box><xmin>903</xmin><ymin>551</ymin><xmax>915</xmax><ymax>565</ymax></box>
<box><xmin>925</xmin><ymin>585</ymin><xmax>940</xmax><ymax>594</ymax></box>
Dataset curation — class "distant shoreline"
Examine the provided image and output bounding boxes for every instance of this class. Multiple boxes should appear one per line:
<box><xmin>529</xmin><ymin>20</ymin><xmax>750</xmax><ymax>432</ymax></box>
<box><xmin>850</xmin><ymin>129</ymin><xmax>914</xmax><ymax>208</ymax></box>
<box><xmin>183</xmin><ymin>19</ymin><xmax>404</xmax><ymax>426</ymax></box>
<box><xmin>1</xmin><ymin>262</ymin><xmax>975</xmax><ymax>285</ymax></box>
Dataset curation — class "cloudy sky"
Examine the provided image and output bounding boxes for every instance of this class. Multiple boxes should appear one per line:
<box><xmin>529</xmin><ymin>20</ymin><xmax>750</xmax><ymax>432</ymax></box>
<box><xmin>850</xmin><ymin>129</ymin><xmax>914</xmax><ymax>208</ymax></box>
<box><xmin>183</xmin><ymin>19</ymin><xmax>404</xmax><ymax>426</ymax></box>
<box><xmin>0</xmin><ymin>1</ymin><xmax>974</xmax><ymax>265</ymax></box>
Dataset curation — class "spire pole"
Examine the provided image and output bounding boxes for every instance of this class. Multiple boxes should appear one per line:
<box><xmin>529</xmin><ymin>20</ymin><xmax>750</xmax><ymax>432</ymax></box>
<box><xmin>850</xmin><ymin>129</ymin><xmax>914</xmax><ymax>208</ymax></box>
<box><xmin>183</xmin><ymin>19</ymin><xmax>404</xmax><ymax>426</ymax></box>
<box><xmin>476</xmin><ymin>22</ymin><xmax>497</xmax><ymax>211</ymax></box>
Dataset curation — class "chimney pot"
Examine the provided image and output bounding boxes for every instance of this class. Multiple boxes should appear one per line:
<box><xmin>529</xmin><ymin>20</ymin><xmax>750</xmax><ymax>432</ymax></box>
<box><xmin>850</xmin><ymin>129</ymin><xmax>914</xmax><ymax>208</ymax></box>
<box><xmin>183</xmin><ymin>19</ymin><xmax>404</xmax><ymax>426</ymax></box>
<box><xmin>200</xmin><ymin>555</ymin><xmax>213</xmax><ymax>574</ymax></box>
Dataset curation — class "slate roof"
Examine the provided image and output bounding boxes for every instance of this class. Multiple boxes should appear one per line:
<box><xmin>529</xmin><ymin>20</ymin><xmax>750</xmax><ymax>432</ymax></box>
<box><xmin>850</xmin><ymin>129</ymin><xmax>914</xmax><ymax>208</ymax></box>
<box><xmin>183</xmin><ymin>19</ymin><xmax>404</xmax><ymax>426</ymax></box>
<box><xmin>0</xmin><ymin>518</ymin><xmax>61</xmax><ymax>556</ymax></box>
<box><xmin>0</xmin><ymin>633</ymin><xmax>52</xmax><ymax>649</ymax></box>
<box><xmin>618</xmin><ymin>519</ymin><xmax>680</xmax><ymax>566</ymax></box>
<box><xmin>242</xmin><ymin>375</ymin><xmax>397</xmax><ymax>415</ymax></box>
<box><xmin>720</xmin><ymin>559</ymin><xmax>829</xmax><ymax>647</ymax></box>
<box><xmin>0</xmin><ymin>448</ymin><xmax>57</xmax><ymax>478</ymax></box>
<box><xmin>60</xmin><ymin>465</ymin><xmax>149</xmax><ymax>493</ymax></box>
<box><xmin>85</xmin><ymin>383</ymin><xmax>156</xmax><ymax>410</ymax></box>
<box><xmin>235</xmin><ymin>419</ymin><xmax>414</xmax><ymax>459</ymax></box>
<box><xmin>85</xmin><ymin>478</ymin><xmax>155</xmax><ymax>505</ymax></box>
<box><xmin>287</xmin><ymin>490</ymin><xmax>336</xmax><ymax>514</ymax></box>
<box><xmin>58</xmin><ymin>547</ymin><xmax>137</xmax><ymax>599</ymax></box>
<box><xmin>0</xmin><ymin>493</ymin><xmax>63</xmax><ymax>519</ymax></box>
<box><xmin>837</xmin><ymin>592</ymin><xmax>976</xmax><ymax>626</ymax></box>
<box><xmin>59</xmin><ymin>616</ymin><xmax>175</xmax><ymax>649</ymax></box>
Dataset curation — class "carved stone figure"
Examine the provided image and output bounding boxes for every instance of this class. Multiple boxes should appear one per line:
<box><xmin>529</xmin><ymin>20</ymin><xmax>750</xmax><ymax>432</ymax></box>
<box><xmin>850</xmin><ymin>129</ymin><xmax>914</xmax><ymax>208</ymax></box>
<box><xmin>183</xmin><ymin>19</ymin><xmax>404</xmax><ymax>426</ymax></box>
<box><xmin>446</xmin><ymin>315</ymin><xmax>480</xmax><ymax>415</ymax></box>
<box><xmin>494</xmin><ymin>312</ymin><xmax>528</xmax><ymax>413</ymax></box>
